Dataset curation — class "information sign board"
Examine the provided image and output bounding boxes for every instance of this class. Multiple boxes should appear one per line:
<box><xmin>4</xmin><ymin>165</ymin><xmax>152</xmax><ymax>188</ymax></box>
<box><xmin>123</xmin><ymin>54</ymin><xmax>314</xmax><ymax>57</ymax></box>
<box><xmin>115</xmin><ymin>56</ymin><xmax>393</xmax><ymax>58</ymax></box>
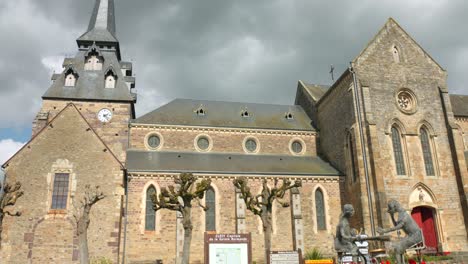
<box><xmin>204</xmin><ymin>233</ymin><xmax>251</xmax><ymax>264</ymax></box>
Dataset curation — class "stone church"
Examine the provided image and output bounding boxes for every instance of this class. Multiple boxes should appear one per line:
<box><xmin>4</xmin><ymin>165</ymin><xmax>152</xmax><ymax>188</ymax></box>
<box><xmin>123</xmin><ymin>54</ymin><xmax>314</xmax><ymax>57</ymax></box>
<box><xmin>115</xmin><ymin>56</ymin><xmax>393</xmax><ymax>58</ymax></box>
<box><xmin>1</xmin><ymin>0</ymin><xmax>468</xmax><ymax>263</ymax></box>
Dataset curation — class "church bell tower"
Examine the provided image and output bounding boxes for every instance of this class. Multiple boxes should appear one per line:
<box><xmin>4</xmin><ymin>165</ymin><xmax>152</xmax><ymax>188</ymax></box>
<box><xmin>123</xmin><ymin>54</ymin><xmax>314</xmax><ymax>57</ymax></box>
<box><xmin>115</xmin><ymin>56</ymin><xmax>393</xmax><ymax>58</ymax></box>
<box><xmin>32</xmin><ymin>0</ymin><xmax>136</xmax><ymax>161</ymax></box>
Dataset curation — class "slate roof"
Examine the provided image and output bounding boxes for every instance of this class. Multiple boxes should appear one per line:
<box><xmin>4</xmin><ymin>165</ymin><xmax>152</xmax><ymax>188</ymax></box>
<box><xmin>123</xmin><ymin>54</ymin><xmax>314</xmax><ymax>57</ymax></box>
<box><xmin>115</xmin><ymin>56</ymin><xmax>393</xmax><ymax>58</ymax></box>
<box><xmin>126</xmin><ymin>151</ymin><xmax>341</xmax><ymax>176</ymax></box>
<box><xmin>301</xmin><ymin>82</ymin><xmax>330</xmax><ymax>102</ymax></box>
<box><xmin>450</xmin><ymin>94</ymin><xmax>468</xmax><ymax>117</ymax></box>
<box><xmin>132</xmin><ymin>99</ymin><xmax>315</xmax><ymax>131</ymax></box>
<box><xmin>43</xmin><ymin>51</ymin><xmax>135</xmax><ymax>102</ymax></box>
<box><xmin>77</xmin><ymin>0</ymin><xmax>118</xmax><ymax>44</ymax></box>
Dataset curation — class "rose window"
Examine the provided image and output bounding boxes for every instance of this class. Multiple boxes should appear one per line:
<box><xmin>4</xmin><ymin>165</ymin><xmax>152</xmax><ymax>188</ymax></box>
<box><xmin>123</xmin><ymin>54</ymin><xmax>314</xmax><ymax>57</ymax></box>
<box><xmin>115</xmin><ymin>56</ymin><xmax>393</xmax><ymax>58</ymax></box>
<box><xmin>396</xmin><ymin>89</ymin><xmax>417</xmax><ymax>114</ymax></box>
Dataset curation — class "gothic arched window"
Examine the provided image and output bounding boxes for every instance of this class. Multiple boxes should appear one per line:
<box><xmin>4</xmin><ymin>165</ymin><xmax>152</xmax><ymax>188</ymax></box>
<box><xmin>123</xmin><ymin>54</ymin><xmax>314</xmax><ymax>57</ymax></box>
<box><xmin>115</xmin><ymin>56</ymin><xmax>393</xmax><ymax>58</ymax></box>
<box><xmin>391</xmin><ymin>126</ymin><xmax>406</xmax><ymax>175</ymax></box>
<box><xmin>205</xmin><ymin>187</ymin><xmax>216</xmax><ymax>231</ymax></box>
<box><xmin>84</xmin><ymin>55</ymin><xmax>103</xmax><ymax>71</ymax></box>
<box><xmin>315</xmin><ymin>189</ymin><xmax>326</xmax><ymax>230</ymax></box>
<box><xmin>392</xmin><ymin>45</ymin><xmax>400</xmax><ymax>63</ymax></box>
<box><xmin>145</xmin><ymin>185</ymin><xmax>156</xmax><ymax>231</ymax></box>
<box><xmin>420</xmin><ymin>127</ymin><xmax>435</xmax><ymax>176</ymax></box>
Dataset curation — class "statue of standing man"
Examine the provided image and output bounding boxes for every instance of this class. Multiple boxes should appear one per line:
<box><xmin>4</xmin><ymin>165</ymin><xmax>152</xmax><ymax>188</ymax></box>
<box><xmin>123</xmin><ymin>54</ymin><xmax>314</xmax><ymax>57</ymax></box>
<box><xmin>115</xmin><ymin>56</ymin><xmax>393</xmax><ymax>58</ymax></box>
<box><xmin>377</xmin><ymin>199</ymin><xmax>423</xmax><ymax>264</ymax></box>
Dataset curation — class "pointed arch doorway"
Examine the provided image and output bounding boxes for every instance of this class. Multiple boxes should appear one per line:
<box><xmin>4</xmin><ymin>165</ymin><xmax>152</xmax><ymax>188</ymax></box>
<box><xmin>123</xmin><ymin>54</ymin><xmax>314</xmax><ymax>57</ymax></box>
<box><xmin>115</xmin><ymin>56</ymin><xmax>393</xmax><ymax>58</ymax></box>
<box><xmin>411</xmin><ymin>206</ymin><xmax>438</xmax><ymax>253</ymax></box>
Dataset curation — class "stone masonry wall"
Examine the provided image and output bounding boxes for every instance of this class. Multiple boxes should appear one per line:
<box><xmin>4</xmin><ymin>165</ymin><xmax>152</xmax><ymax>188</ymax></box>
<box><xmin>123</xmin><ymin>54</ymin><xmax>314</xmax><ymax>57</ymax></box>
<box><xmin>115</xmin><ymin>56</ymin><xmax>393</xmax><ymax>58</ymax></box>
<box><xmin>125</xmin><ymin>175</ymin><xmax>342</xmax><ymax>264</ymax></box>
<box><xmin>32</xmin><ymin>99</ymin><xmax>132</xmax><ymax>162</ymax></box>
<box><xmin>354</xmin><ymin>19</ymin><xmax>468</xmax><ymax>251</ymax></box>
<box><xmin>130</xmin><ymin>125</ymin><xmax>317</xmax><ymax>157</ymax></box>
<box><xmin>1</xmin><ymin>105</ymin><xmax>124</xmax><ymax>263</ymax></box>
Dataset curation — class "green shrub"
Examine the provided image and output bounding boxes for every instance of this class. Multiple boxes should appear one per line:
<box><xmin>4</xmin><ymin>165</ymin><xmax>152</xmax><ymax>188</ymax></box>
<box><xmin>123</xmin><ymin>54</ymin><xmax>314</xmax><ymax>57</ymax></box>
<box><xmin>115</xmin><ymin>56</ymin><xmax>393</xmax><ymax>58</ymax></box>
<box><xmin>91</xmin><ymin>257</ymin><xmax>113</xmax><ymax>264</ymax></box>
<box><xmin>304</xmin><ymin>247</ymin><xmax>324</xmax><ymax>260</ymax></box>
<box><xmin>422</xmin><ymin>255</ymin><xmax>452</xmax><ymax>261</ymax></box>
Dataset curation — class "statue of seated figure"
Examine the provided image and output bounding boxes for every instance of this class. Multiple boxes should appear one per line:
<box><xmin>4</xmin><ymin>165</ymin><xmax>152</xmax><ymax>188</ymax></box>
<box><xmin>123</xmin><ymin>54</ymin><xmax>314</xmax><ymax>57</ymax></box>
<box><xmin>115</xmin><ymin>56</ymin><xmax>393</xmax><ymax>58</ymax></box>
<box><xmin>334</xmin><ymin>204</ymin><xmax>360</xmax><ymax>258</ymax></box>
<box><xmin>377</xmin><ymin>199</ymin><xmax>423</xmax><ymax>264</ymax></box>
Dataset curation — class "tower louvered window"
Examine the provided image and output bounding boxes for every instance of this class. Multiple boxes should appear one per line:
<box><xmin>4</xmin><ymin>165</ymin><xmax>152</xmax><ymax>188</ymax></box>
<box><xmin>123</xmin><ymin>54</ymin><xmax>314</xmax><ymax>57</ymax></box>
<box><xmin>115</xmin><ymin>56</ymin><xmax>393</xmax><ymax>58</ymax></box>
<box><xmin>315</xmin><ymin>189</ymin><xmax>326</xmax><ymax>230</ymax></box>
<box><xmin>51</xmin><ymin>173</ymin><xmax>70</xmax><ymax>209</ymax></box>
<box><xmin>420</xmin><ymin>128</ymin><xmax>435</xmax><ymax>176</ymax></box>
<box><xmin>145</xmin><ymin>186</ymin><xmax>156</xmax><ymax>231</ymax></box>
<box><xmin>391</xmin><ymin>126</ymin><xmax>406</xmax><ymax>175</ymax></box>
<box><xmin>205</xmin><ymin>188</ymin><xmax>216</xmax><ymax>231</ymax></box>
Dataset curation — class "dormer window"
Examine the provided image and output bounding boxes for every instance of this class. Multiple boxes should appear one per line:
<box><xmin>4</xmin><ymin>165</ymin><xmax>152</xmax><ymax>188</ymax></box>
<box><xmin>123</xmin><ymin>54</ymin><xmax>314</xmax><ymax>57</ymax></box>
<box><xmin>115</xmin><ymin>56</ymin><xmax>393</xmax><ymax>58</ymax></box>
<box><xmin>241</xmin><ymin>108</ymin><xmax>250</xmax><ymax>118</ymax></box>
<box><xmin>195</xmin><ymin>105</ymin><xmax>206</xmax><ymax>116</ymax></box>
<box><xmin>65</xmin><ymin>74</ymin><xmax>76</xmax><ymax>87</ymax></box>
<box><xmin>104</xmin><ymin>67</ymin><xmax>117</xmax><ymax>89</ymax></box>
<box><xmin>285</xmin><ymin>112</ymin><xmax>294</xmax><ymax>120</ymax></box>
<box><xmin>64</xmin><ymin>67</ymin><xmax>78</xmax><ymax>87</ymax></box>
<box><xmin>84</xmin><ymin>44</ymin><xmax>104</xmax><ymax>71</ymax></box>
<box><xmin>85</xmin><ymin>55</ymin><xmax>103</xmax><ymax>71</ymax></box>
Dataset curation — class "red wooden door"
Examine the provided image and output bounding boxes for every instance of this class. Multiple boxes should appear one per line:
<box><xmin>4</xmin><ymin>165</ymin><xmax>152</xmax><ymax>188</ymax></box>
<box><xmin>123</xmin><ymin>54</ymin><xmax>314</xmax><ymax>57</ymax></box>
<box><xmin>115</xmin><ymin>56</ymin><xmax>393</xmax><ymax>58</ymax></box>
<box><xmin>411</xmin><ymin>207</ymin><xmax>438</xmax><ymax>252</ymax></box>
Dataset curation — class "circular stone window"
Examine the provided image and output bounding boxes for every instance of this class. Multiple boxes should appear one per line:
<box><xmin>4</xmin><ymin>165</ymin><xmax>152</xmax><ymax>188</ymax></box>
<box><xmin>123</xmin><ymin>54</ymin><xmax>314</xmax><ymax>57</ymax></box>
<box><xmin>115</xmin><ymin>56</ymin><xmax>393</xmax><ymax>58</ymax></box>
<box><xmin>291</xmin><ymin>140</ymin><xmax>303</xmax><ymax>154</ymax></box>
<box><xmin>197</xmin><ymin>137</ymin><xmax>210</xmax><ymax>150</ymax></box>
<box><xmin>244</xmin><ymin>138</ymin><xmax>258</xmax><ymax>153</ymax></box>
<box><xmin>395</xmin><ymin>89</ymin><xmax>417</xmax><ymax>114</ymax></box>
<box><xmin>147</xmin><ymin>134</ymin><xmax>161</xmax><ymax>149</ymax></box>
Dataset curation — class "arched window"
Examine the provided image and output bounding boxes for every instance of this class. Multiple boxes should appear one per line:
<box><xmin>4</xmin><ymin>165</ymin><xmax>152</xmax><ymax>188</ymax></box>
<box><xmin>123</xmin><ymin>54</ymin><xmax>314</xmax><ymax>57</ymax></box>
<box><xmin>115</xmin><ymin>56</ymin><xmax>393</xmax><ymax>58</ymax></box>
<box><xmin>420</xmin><ymin>128</ymin><xmax>435</xmax><ymax>176</ymax></box>
<box><xmin>315</xmin><ymin>189</ymin><xmax>326</xmax><ymax>230</ymax></box>
<box><xmin>347</xmin><ymin>132</ymin><xmax>358</xmax><ymax>182</ymax></box>
<box><xmin>84</xmin><ymin>55</ymin><xmax>103</xmax><ymax>71</ymax></box>
<box><xmin>65</xmin><ymin>74</ymin><xmax>76</xmax><ymax>87</ymax></box>
<box><xmin>145</xmin><ymin>186</ymin><xmax>156</xmax><ymax>231</ymax></box>
<box><xmin>105</xmin><ymin>75</ymin><xmax>116</xmax><ymax>88</ymax></box>
<box><xmin>205</xmin><ymin>187</ymin><xmax>216</xmax><ymax>231</ymax></box>
<box><xmin>392</xmin><ymin>45</ymin><xmax>400</xmax><ymax>63</ymax></box>
<box><xmin>391</xmin><ymin>126</ymin><xmax>406</xmax><ymax>175</ymax></box>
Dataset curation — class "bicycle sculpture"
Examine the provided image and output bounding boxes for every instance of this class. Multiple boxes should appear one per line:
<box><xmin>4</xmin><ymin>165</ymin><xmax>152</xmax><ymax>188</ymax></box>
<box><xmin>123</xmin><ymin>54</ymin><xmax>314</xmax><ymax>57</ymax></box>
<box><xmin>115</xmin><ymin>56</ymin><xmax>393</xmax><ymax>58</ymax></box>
<box><xmin>377</xmin><ymin>199</ymin><xmax>423</xmax><ymax>264</ymax></box>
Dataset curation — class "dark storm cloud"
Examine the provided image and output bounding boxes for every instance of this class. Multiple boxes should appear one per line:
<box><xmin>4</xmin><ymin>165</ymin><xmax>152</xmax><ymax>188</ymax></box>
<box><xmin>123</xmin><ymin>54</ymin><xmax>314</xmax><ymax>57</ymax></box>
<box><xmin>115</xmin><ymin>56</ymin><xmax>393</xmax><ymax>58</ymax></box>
<box><xmin>0</xmin><ymin>0</ymin><xmax>467</xmax><ymax>129</ymax></box>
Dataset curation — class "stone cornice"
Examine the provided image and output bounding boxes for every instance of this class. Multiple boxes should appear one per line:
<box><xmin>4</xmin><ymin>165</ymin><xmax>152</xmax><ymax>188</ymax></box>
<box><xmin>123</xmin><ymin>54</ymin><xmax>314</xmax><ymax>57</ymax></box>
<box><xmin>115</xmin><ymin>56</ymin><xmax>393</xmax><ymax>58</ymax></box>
<box><xmin>130</xmin><ymin>123</ymin><xmax>316</xmax><ymax>137</ymax></box>
<box><xmin>128</xmin><ymin>172</ymin><xmax>343</xmax><ymax>183</ymax></box>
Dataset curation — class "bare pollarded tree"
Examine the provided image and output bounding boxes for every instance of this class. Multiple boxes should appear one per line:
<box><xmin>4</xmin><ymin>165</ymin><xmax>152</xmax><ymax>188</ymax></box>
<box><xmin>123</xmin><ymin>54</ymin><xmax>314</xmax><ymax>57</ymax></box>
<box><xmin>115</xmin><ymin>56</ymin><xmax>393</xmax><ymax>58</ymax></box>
<box><xmin>233</xmin><ymin>177</ymin><xmax>301</xmax><ymax>261</ymax></box>
<box><xmin>151</xmin><ymin>173</ymin><xmax>211</xmax><ymax>264</ymax></box>
<box><xmin>0</xmin><ymin>181</ymin><xmax>23</xmax><ymax>248</ymax></box>
<box><xmin>73</xmin><ymin>185</ymin><xmax>105</xmax><ymax>264</ymax></box>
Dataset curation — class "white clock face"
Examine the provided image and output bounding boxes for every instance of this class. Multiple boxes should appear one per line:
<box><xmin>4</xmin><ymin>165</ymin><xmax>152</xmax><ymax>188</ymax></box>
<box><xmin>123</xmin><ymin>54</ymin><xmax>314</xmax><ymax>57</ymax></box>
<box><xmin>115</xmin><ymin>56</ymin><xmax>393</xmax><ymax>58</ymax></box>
<box><xmin>97</xmin><ymin>108</ymin><xmax>113</xmax><ymax>122</ymax></box>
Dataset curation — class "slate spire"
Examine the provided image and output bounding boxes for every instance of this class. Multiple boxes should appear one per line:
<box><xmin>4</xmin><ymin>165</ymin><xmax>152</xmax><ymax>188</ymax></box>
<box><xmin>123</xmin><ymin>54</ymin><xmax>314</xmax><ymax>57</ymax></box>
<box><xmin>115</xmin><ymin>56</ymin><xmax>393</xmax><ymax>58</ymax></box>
<box><xmin>77</xmin><ymin>0</ymin><xmax>120</xmax><ymax>57</ymax></box>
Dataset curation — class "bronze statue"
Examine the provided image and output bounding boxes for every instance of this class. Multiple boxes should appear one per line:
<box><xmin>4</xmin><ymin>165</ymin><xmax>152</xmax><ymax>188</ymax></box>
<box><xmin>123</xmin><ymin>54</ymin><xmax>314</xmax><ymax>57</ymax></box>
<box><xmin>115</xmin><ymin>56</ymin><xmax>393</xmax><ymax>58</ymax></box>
<box><xmin>334</xmin><ymin>204</ymin><xmax>360</xmax><ymax>259</ymax></box>
<box><xmin>377</xmin><ymin>199</ymin><xmax>423</xmax><ymax>264</ymax></box>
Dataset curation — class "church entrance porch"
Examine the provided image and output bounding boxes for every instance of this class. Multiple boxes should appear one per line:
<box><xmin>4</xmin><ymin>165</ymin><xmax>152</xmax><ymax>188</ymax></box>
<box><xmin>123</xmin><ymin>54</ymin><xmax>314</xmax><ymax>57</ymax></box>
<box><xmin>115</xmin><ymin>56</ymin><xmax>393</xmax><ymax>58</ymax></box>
<box><xmin>411</xmin><ymin>206</ymin><xmax>438</xmax><ymax>253</ymax></box>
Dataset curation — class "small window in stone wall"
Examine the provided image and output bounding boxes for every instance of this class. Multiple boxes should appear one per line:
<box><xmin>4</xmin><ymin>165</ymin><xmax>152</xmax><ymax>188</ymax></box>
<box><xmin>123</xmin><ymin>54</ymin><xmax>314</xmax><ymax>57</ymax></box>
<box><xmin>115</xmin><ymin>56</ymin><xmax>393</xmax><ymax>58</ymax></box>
<box><xmin>145</xmin><ymin>186</ymin><xmax>156</xmax><ymax>231</ymax></box>
<box><xmin>420</xmin><ymin>128</ymin><xmax>435</xmax><ymax>176</ymax></box>
<box><xmin>197</xmin><ymin>137</ymin><xmax>210</xmax><ymax>151</ymax></box>
<box><xmin>315</xmin><ymin>189</ymin><xmax>326</xmax><ymax>230</ymax></box>
<box><xmin>392</xmin><ymin>45</ymin><xmax>400</xmax><ymax>63</ymax></box>
<box><xmin>245</xmin><ymin>139</ymin><xmax>258</xmax><ymax>153</ymax></box>
<box><xmin>391</xmin><ymin>126</ymin><xmax>406</xmax><ymax>175</ymax></box>
<box><xmin>148</xmin><ymin>135</ymin><xmax>161</xmax><ymax>149</ymax></box>
<box><xmin>51</xmin><ymin>173</ymin><xmax>70</xmax><ymax>209</ymax></box>
<box><xmin>291</xmin><ymin>141</ymin><xmax>303</xmax><ymax>154</ymax></box>
<box><xmin>205</xmin><ymin>187</ymin><xmax>216</xmax><ymax>231</ymax></box>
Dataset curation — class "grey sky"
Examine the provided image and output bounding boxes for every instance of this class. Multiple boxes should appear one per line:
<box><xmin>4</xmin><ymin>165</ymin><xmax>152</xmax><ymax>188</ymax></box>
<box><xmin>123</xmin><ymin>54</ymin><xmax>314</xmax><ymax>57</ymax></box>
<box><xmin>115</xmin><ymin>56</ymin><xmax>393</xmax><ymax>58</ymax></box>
<box><xmin>0</xmin><ymin>0</ymin><xmax>467</xmax><ymax>132</ymax></box>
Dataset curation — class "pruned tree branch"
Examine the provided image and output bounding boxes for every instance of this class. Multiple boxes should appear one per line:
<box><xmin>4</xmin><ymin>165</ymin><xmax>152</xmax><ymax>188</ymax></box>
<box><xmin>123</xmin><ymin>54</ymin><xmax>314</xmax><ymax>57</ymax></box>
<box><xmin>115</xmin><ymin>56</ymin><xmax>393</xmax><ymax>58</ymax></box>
<box><xmin>150</xmin><ymin>173</ymin><xmax>212</xmax><ymax>264</ymax></box>
<box><xmin>0</xmin><ymin>181</ymin><xmax>24</xmax><ymax>248</ymax></box>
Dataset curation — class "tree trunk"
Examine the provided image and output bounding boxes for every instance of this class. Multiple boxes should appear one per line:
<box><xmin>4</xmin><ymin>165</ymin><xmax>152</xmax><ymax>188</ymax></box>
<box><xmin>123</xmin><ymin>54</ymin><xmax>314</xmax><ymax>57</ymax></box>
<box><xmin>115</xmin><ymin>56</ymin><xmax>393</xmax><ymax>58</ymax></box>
<box><xmin>77</xmin><ymin>206</ymin><xmax>91</xmax><ymax>264</ymax></box>
<box><xmin>181</xmin><ymin>206</ymin><xmax>193</xmax><ymax>264</ymax></box>
<box><xmin>0</xmin><ymin>212</ymin><xmax>4</xmax><ymax>249</ymax></box>
<box><xmin>262</xmin><ymin>211</ymin><xmax>273</xmax><ymax>263</ymax></box>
